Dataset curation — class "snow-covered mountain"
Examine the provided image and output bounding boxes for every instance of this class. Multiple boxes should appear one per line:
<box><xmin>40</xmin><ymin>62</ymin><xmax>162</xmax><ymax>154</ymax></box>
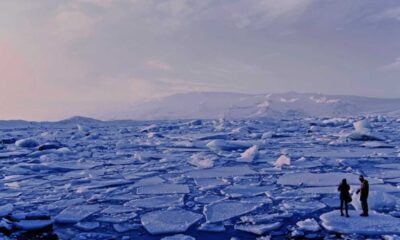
<box><xmin>119</xmin><ymin>92</ymin><xmax>400</xmax><ymax>120</ymax></box>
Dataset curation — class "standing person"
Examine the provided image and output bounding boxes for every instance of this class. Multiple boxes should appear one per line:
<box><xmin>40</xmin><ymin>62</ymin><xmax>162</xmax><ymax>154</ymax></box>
<box><xmin>356</xmin><ymin>175</ymin><xmax>369</xmax><ymax>217</ymax></box>
<box><xmin>338</xmin><ymin>178</ymin><xmax>351</xmax><ymax>217</ymax></box>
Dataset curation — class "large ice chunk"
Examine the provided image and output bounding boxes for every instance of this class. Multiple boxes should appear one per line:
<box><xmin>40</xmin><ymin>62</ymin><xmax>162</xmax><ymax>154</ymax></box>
<box><xmin>161</xmin><ymin>234</ymin><xmax>195</xmax><ymax>240</ymax></box>
<box><xmin>239</xmin><ymin>145</ymin><xmax>259</xmax><ymax>162</ymax></box>
<box><xmin>137</xmin><ymin>184</ymin><xmax>190</xmax><ymax>195</ymax></box>
<box><xmin>204</xmin><ymin>200</ymin><xmax>263</xmax><ymax>223</ymax></box>
<box><xmin>234</xmin><ymin>222</ymin><xmax>282</xmax><ymax>235</ymax></box>
<box><xmin>15</xmin><ymin>138</ymin><xmax>39</xmax><ymax>148</ymax></box>
<box><xmin>206</xmin><ymin>140</ymin><xmax>251</xmax><ymax>152</ymax></box>
<box><xmin>296</xmin><ymin>218</ymin><xmax>320</xmax><ymax>232</ymax></box>
<box><xmin>320</xmin><ymin>210</ymin><xmax>400</xmax><ymax>235</ymax></box>
<box><xmin>189</xmin><ymin>153</ymin><xmax>214</xmax><ymax>169</ymax></box>
<box><xmin>277</xmin><ymin>172</ymin><xmax>381</xmax><ymax>187</ymax></box>
<box><xmin>351</xmin><ymin>191</ymin><xmax>399</xmax><ymax>212</ymax></box>
<box><xmin>141</xmin><ymin>209</ymin><xmax>203</xmax><ymax>234</ymax></box>
<box><xmin>186</xmin><ymin>166</ymin><xmax>256</xmax><ymax>179</ymax></box>
<box><xmin>221</xmin><ymin>185</ymin><xmax>273</xmax><ymax>198</ymax></box>
<box><xmin>124</xmin><ymin>195</ymin><xmax>184</xmax><ymax>209</ymax></box>
<box><xmin>55</xmin><ymin>205</ymin><xmax>100</xmax><ymax>224</ymax></box>
<box><xmin>282</xmin><ymin>200</ymin><xmax>326</xmax><ymax>213</ymax></box>
<box><xmin>0</xmin><ymin>204</ymin><xmax>13</xmax><ymax>217</ymax></box>
<box><xmin>14</xmin><ymin>219</ymin><xmax>54</xmax><ymax>231</ymax></box>
<box><xmin>273</xmin><ymin>155</ymin><xmax>291</xmax><ymax>168</ymax></box>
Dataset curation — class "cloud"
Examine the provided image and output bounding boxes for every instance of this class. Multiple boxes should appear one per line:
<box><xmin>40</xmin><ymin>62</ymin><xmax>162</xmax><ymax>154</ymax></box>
<box><xmin>144</xmin><ymin>59</ymin><xmax>172</xmax><ymax>71</ymax></box>
<box><xmin>375</xmin><ymin>7</ymin><xmax>400</xmax><ymax>22</ymax></box>
<box><xmin>222</xmin><ymin>0</ymin><xmax>315</xmax><ymax>28</ymax></box>
<box><xmin>380</xmin><ymin>57</ymin><xmax>400</xmax><ymax>71</ymax></box>
<box><xmin>51</xmin><ymin>2</ymin><xmax>101</xmax><ymax>43</ymax></box>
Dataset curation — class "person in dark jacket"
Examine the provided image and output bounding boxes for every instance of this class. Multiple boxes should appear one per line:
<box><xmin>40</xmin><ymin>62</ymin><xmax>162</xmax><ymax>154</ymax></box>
<box><xmin>356</xmin><ymin>175</ymin><xmax>369</xmax><ymax>217</ymax></box>
<box><xmin>338</xmin><ymin>178</ymin><xmax>350</xmax><ymax>217</ymax></box>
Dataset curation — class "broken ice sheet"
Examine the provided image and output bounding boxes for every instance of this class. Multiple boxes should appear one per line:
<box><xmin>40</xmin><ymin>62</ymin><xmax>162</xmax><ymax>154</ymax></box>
<box><xmin>141</xmin><ymin>209</ymin><xmax>203</xmax><ymax>234</ymax></box>
<box><xmin>320</xmin><ymin>210</ymin><xmax>400</xmax><ymax>235</ymax></box>
<box><xmin>234</xmin><ymin>222</ymin><xmax>282</xmax><ymax>235</ymax></box>
<box><xmin>55</xmin><ymin>205</ymin><xmax>101</xmax><ymax>224</ymax></box>
<box><xmin>137</xmin><ymin>184</ymin><xmax>190</xmax><ymax>195</ymax></box>
<box><xmin>221</xmin><ymin>184</ymin><xmax>274</xmax><ymax>198</ymax></box>
<box><xmin>186</xmin><ymin>165</ymin><xmax>256</xmax><ymax>179</ymax></box>
<box><xmin>194</xmin><ymin>178</ymin><xmax>230</xmax><ymax>191</ymax></box>
<box><xmin>277</xmin><ymin>172</ymin><xmax>381</xmax><ymax>187</ymax></box>
<box><xmin>281</xmin><ymin>199</ymin><xmax>326</xmax><ymax>213</ymax></box>
<box><xmin>204</xmin><ymin>200</ymin><xmax>264</xmax><ymax>223</ymax></box>
<box><xmin>124</xmin><ymin>195</ymin><xmax>184</xmax><ymax>209</ymax></box>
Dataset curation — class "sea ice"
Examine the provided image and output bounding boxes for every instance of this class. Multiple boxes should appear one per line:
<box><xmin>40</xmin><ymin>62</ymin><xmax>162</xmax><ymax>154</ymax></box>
<box><xmin>234</xmin><ymin>222</ymin><xmax>282</xmax><ymax>235</ymax></box>
<box><xmin>14</xmin><ymin>219</ymin><xmax>54</xmax><ymax>231</ymax></box>
<box><xmin>221</xmin><ymin>184</ymin><xmax>273</xmax><ymax>198</ymax></box>
<box><xmin>273</xmin><ymin>155</ymin><xmax>291</xmax><ymax>168</ymax></box>
<box><xmin>141</xmin><ymin>209</ymin><xmax>203</xmax><ymax>234</ymax></box>
<box><xmin>277</xmin><ymin>172</ymin><xmax>381</xmax><ymax>187</ymax></box>
<box><xmin>55</xmin><ymin>205</ymin><xmax>101</xmax><ymax>224</ymax></box>
<box><xmin>0</xmin><ymin>204</ymin><xmax>13</xmax><ymax>217</ymax></box>
<box><xmin>15</xmin><ymin>138</ymin><xmax>39</xmax><ymax>148</ymax></box>
<box><xmin>361</xmin><ymin>141</ymin><xmax>394</xmax><ymax>148</ymax></box>
<box><xmin>75</xmin><ymin>221</ymin><xmax>100</xmax><ymax>231</ymax></box>
<box><xmin>161</xmin><ymin>234</ymin><xmax>195</xmax><ymax>240</ymax></box>
<box><xmin>320</xmin><ymin>210</ymin><xmax>400</xmax><ymax>235</ymax></box>
<box><xmin>351</xmin><ymin>191</ymin><xmax>399</xmax><ymax>212</ymax></box>
<box><xmin>194</xmin><ymin>178</ymin><xmax>230</xmax><ymax>191</ymax></box>
<box><xmin>189</xmin><ymin>153</ymin><xmax>214</xmax><ymax>169</ymax></box>
<box><xmin>137</xmin><ymin>184</ymin><xmax>190</xmax><ymax>195</ymax></box>
<box><xmin>296</xmin><ymin>218</ymin><xmax>320</xmax><ymax>232</ymax></box>
<box><xmin>124</xmin><ymin>195</ymin><xmax>184</xmax><ymax>209</ymax></box>
<box><xmin>204</xmin><ymin>200</ymin><xmax>263</xmax><ymax>223</ymax></box>
<box><xmin>282</xmin><ymin>200</ymin><xmax>326</xmax><ymax>213</ymax></box>
<box><xmin>206</xmin><ymin>140</ymin><xmax>251</xmax><ymax>152</ymax></box>
<box><xmin>239</xmin><ymin>145</ymin><xmax>259</xmax><ymax>162</ymax></box>
<box><xmin>186</xmin><ymin>166</ymin><xmax>256</xmax><ymax>179</ymax></box>
<box><xmin>353</xmin><ymin>120</ymin><xmax>371</xmax><ymax>133</ymax></box>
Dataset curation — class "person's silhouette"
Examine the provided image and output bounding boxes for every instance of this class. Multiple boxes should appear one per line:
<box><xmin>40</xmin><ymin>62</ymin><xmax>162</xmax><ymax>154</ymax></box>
<box><xmin>338</xmin><ymin>178</ymin><xmax>351</xmax><ymax>217</ymax></box>
<box><xmin>356</xmin><ymin>175</ymin><xmax>369</xmax><ymax>217</ymax></box>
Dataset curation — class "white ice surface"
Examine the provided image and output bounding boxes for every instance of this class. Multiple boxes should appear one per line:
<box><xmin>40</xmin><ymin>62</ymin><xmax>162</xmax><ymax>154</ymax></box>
<box><xmin>320</xmin><ymin>210</ymin><xmax>400</xmax><ymax>235</ymax></box>
<box><xmin>55</xmin><ymin>205</ymin><xmax>100</xmax><ymax>224</ymax></box>
<box><xmin>204</xmin><ymin>200</ymin><xmax>263</xmax><ymax>223</ymax></box>
<box><xmin>137</xmin><ymin>184</ymin><xmax>190</xmax><ymax>195</ymax></box>
<box><xmin>296</xmin><ymin>218</ymin><xmax>320</xmax><ymax>232</ymax></box>
<box><xmin>234</xmin><ymin>222</ymin><xmax>282</xmax><ymax>235</ymax></box>
<box><xmin>278</xmin><ymin>172</ymin><xmax>381</xmax><ymax>187</ymax></box>
<box><xmin>141</xmin><ymin>209</ymin><xmax>203</xmax><ymax>234</ymax></box>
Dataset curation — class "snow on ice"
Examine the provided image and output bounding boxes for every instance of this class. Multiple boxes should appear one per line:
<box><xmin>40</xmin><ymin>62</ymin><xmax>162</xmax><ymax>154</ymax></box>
<box><xmin>1</xmin><ymin>114</ymin><xmax>400</xmax><ymax>239</ymax></box>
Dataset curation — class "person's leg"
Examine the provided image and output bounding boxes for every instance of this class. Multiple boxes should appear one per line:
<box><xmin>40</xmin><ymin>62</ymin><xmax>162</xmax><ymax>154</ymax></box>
<box><xmin>361</xmin><ymin>199</ymin><xmax>368</xmax><ymax>216</ymax></box>
<box><xmin>345</xmin><ymin>201</ymin><xmax>349</xmax><ymax>217</ymax></box>
<box><xmin>340</xmin><ymin>198</ymin><xmax>344</xmax><ymax>216</ymax></box>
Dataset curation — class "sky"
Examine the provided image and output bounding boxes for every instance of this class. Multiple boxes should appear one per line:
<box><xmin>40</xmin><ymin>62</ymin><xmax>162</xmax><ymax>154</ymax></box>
<box><xmin>1</xmin><ymin>0</ymin><xmax>400</xmax><ymax>121</ymax></box>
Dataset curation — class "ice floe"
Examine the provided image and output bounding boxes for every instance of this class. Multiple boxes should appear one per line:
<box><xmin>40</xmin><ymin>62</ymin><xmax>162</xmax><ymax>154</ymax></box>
<box><xmin>273</xmin><ymin>155</ymin><xmax>291</xmax><ymax>168</ymax></box>
<box><xmin>124</xmin><ymin>195</ymin><xmax>184</xmax><ymax>209</ymax></box>
<box><xmin>320</xmin><ymin>210</ymin><xmax>400</xmax><ymax>235</ymax></box>
<box><xmin>204</xmin><ymin>200</ymin><xmax>263</xmax><ymax>223</ymax></box>
<box><xmin>239</xmin><ymin>145</ymin><xmax>259</xmax><ymax>162</ymax></box>
<box><xmin>137</xmin><ymin>184</ymin><xmax>190</xmax><ymax>195</ymax></box>
<box><xmin>141</xmin><ymin>209</ymin><xmax>202</xmax><ymax>234</ymax></box>
<box><xmin>234</xmin><ymin>222</ymin><xmax>282</xmax><ymax>235</ymax></box>
<box><xmin>296</xmin><ymin>218</ymin><xmax>320</xmax><ymax>232</ymax></box>
<box><xmin>55</xmin><ymin>205</ymin><xmax>101</xmax><ymax>224</ymax></box>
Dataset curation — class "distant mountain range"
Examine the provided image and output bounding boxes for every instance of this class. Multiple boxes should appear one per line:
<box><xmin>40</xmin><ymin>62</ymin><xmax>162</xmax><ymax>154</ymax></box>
<box><xmin>116</xmin><ymin>91</ymin><xmax>400</xmax><ymax>120</ymax></box>
<box><xmin>2</xmin><ymin>92</ymin><xmax>400</xmax><ymax>125</ymax></box>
